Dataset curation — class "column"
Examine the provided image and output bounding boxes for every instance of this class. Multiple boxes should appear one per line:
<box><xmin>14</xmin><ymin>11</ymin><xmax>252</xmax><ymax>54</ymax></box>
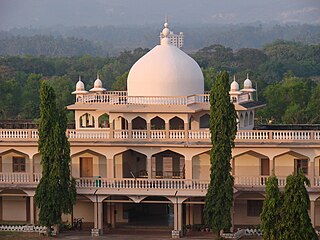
<box><xmin>109</xmin><ymin>121</ymin><xmax>114</xmax><ymax>139</ymax></box>
<box><xmin>107</xmin><ymin>158</ymin><xmax>114</xmax><ymax>179</ymax></box>
<box><xmin>147</xmin><ymin>122</ymin><xmax>151</xmax><ymax>139</ymax></box>
<box><xmin>270</xmin><ymin>157</ymin><xmax>275</xmax><ymax>175</ymax></box>
<box><xmin>111</xmin><ymin>204</ymin><xmax>116</xmax><ymax>228</ymax></box>
<box><xmin>177</xmin><ymin>203</ymin><xmax>183</xmax><ymax>232</ymax></box>
<box><xmin>98</xmin><ymin>202</ymin><xmax>103</xmax><ymax>234</ymax></box>
<box><xmin>147</xmin><ymin>158</ymin><xmax>152</xmax><ymax>179</ymax></box>
<box><xmin>310</xmin><ymin>161</ymin><xmax>315</xmax><ymax>187</ymax></box>
<box><xmin>184</xmin><ymin>159</ymin><xmax>192</xmax><ymax>179</ymax></box>
<box><xmin>165</xmin><ymin>122</ymin><xmax>170</xmax><ymax>139</ymax></box>
<box><xmin>128</xmin><ymin>122</ymin><xmax>132</xmax><ymax>139</ymax></box>
<box><xmin>185</xmin><ymin>204</ymin><xmax>190</xmax><ymax>225</ymax></box>
<box><xmin>29</xmin><ymin>157</ymin><xmax>34</xmax><ymax>182</ymax></box>
<box><xmin>30</xmin><ymin>196</ymin><xmax>35</xmax><ymax>225</ymax></box>
<box><xmin>184</xmin><ymin>122</ymin><xmax>188</xmax><ymax>140</ymax></box>
<box><xmin>189</xmin><ymin>204</ymin><xmax>193</xmax><ymax>225</ymax></box>
<box><xmin>311</xmin><ymin>200</ymin><xmax>315</xmax><ymax>227</ymax></box>
<box><xmin>93</xmin><ymin>202</ymin><xmax>98</xmax><ymax>229</ymax></box>
<box><xmin>172</xmin><ymin>202</ymin><xmax>183</xmax><ymax>238</ymax></box>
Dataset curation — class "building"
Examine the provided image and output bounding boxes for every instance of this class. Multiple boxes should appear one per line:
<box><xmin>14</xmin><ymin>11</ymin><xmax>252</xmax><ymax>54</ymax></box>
<box><xmin>1</xmin><ymin>21</ymin><xmax>320</xmax><ymax>238</ymax></box>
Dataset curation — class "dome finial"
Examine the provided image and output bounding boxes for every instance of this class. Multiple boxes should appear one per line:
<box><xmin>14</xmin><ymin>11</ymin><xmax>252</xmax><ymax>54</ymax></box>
<box><xmin>247</xmin><ymin>73</ymin><xmax>249</xmax><ymax>79</ymax></box>
<box><xmin>233</xmin><ymin>75</ymin><xmax>236</xmax><ymax>82</ymax></box>
<box><xmin>97</xmin><ymin>73</ymin><xmax>100</xmax><ymax>79</ymax></box>
<box><xmin>79</xmin><ymin>75</ymin><xmax>82</xmax><ymax>82</ymax></box>
<box><xmin>161</xmin><ymin>17</ymin><xmax>171</xmax><ymax>46</ymax></box>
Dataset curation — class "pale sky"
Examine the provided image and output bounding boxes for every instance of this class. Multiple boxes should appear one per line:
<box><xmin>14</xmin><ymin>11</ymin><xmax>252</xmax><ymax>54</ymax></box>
<box><xmin>0</xmin><ymin>0</ymin><xmax>319</xmax><ymax>30</ymax></box>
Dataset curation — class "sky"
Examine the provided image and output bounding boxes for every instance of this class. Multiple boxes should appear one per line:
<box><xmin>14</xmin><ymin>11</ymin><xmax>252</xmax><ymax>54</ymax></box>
<box><xmin>0</xmin><ymin>0</ymin><xmax>320</xmax><ymax>30</ymax></box>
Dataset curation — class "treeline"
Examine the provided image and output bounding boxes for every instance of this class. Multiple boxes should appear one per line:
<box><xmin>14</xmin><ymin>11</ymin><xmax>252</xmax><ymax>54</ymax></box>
<box><xmin>0</xmin><ymin>24</ymin><xmax>319</xmax><ymax>56</ymax></box>
<box><xmin>0</xmin><ymin>41</ymin><xmax>319</xmax><ymax>124</ymax></box>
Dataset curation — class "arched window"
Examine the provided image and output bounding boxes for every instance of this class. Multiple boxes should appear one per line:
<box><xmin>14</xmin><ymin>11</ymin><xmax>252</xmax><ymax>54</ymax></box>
<box><xmin>240</xmin><ymin>114</ymin><xmax>244</xmax><ymax>128</ymax></box>
<box><xmin>80</xmin><ymin>113</ymin><xmax>95</xmax><ymax>128</ymax></box>
<box><xmin>113</xmin><ymin>116</ymin><xmax>128</xmax><ymax>130</ymax></box>
<box><xmin>98</xmin><ymin>113</ymin><xmax>110</xmax><ymax>128</ymax></box>
<box><xmin>249</xmin><ymin>111</ymin><xmax>254</xmax><ymax>125</ymax></box>
<box><xmin>169</xmin><ymin>117</ymin><xmax>184</xmax><ymax>130</ymax></box>
<box><xmin>200</xmin><ymin>114</ymin><xmax>210</xmax><ymax>129</ymax></box>
<box><xmin>151</xmin><ymin>116</ymin><xmax>165</xmax><ymax>130</ymax></box>
<box><xmin>132</xmin><ymin>117</ymin><xmax>147</xmax><ymax>130</ymax></box>
<box><xmin>244</xmin><ymin>112</ymin><xmax>249</xmax><ymax>127</ymax></box>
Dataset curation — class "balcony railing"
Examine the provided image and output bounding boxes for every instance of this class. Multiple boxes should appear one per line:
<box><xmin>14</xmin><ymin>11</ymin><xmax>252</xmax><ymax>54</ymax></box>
<box><xmin>0</xmin><ymin>173</ymin><xmax>319</xmax><ymax>189</ymax></box>
<box><xmin>1</xmin><ymin>129</ymin><xmax>320</xmax><ymax>143</ymax></box>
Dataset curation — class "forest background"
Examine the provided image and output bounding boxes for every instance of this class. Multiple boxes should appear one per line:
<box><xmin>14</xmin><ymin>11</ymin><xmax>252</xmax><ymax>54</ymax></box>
<box><xmin>0</xmin><ymin>23</ymin><xmax>320</xmax><ymax>125</ymax></box>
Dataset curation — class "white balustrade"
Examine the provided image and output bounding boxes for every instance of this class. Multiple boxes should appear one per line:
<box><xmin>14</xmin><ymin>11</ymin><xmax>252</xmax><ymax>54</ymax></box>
<box><xmin>272</xmin><ymin>131</ymin><xmax>311</xmax><ymax>140</ymax></box>
<box><xmin>169</xmin><ymin>130</ymin><xmax>185</xmax><ymax>139</ymax></box>
<box><xmin>113</xmin><ymin>130</ymin><xmax>128</xmax><ymax>139</ymax></box>
<box><xmin>188</xmin><ymin>130</ymin><xmax>210</xmax><ymax>139</ymax></box>
<box><xmin>150</xmin><ymin>130</ymin><xmax>166</xmax><ymax>139</ymax></box>
<box><xmin>234</xmin><ymin>176</ymin><xmax>286</xmax><ymax>186</ymax></box>
<box><xmin>132</xmin><ymin>130</ymin><xmax>147</xmax><ymax>139</ymax></box>
<box><xmin>0</xmin><ymin>173</ymin><xmax>30</xmax><ymax>183</ymax></box>
<box><xmin>236</xmin><ymin>131</ymin><xmax>269</xmax><ymax>140</ymax></box>
<box><xmin>68</xmin><ymin>130</ymin><xmax>110</xmax><ymax>139</ymax></box>
<box><xmin>76</xmin><ymin>178</ymin><xmax>210</xmax><ymax>190</ymax></box>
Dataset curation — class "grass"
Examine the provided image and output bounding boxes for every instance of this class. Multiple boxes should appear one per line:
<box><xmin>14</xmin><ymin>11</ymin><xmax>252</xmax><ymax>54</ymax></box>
<box><xmin>0</xmin><ymin>232</ymin><xmax>51</xmax><ymax>240</ymax></box>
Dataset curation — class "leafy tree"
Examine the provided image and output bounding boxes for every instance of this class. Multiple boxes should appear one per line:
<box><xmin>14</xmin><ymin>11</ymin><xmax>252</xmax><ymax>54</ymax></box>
<box><xmin>204</xmin><ymin>71</ymin><xmax>237</xmax><ymax>238</ymax></box>
<box><xmin>202</xmin><ymin>67</ymin><xmax>215</xmax><ymax>91</ymax></box>
<box><xmin>35</xmin><ymin>82</ymin><xmax>76</xmax><ymax>234</ymax></box>
<box><xmin>111</xmin><ymin>71</ymin><xmax>128</xmax><ymax>91</ymax></box>
<box><xmin>260</xmin><ymin>175</ymin><xmax>282</xmax><ymax>240</ymax></box>
<box><xmin>279</xmin><ymin>171</ymin><xmax>317</xmax><ymax>240</ymax></box>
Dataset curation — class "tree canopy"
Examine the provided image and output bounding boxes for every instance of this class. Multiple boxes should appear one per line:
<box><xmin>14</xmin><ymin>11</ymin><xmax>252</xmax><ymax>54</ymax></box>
<box><xmin>204</xmin><ymin>71</ymin><xmax>237</xmax><ymax>237</ymax></box>
<box><xmin>35</xmin><ymin>81</ymin><xmax>76</xmax><ymax>233</ymax></box>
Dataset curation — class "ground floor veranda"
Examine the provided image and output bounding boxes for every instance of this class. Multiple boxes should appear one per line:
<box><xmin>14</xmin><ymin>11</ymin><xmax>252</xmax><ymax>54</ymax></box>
<box><xmin>1</xmin><ymin>190</ymin><xmax>320</xmax><ymax>237</ymax></box>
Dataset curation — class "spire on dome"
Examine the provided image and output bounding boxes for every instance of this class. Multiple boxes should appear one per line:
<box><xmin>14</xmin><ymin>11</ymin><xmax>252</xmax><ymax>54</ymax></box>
<box><xmin>247</xmin><ymin>73</ymin><xmax>249</xmax><ymax>79</ymax></box>
<box><xmin>230</xmin><ymin>75</ymin><xmax>239</xmax><ymax>92</ymax></box>
<box><xmin>72</xmin><ymin>75</ymin><xmax>88</xmax><ymax>94</ymax></box>
<box><xmin>161</xmin><ymin>17</ymin><xmax>170</xmax><ymax>46</ymax></box>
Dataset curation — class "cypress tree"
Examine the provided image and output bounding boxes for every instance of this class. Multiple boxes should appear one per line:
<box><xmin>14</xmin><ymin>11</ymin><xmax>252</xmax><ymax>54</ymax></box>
<box><xmin>260</xmin><ymin>175</ymin><xmax>282</xmax><ymax>240</ymax></box>
<box><xmin>204</xmin><ymin>71</ymin><xmax>237</xmax><ymax>238</ymax></box>
<box><xmin>279</xmin><ymin>171</ymin><xmax>317</xmax><ymax>240</ymax></box>
<box><xmin>35</xmin><ymin>81</ymin><xmax>76</xmax><ymax>234</ymax></box>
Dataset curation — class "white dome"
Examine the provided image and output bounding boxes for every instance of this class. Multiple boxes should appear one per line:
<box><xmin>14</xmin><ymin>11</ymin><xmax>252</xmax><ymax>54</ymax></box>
<box><xmin>244</xmin><ymin>78</ymin><xmax>252</xmax><ymax>89</ymax></box>
<box><xmin>230</xmin><ymin>80</ymin><xmax>239</xmax><ymax>91</ymax></box>
<box><xmin>76</xmin><ymin>80</ymin><xmax>85</xmax><ymax>91</ymax></box>
<box><xmin>90</xmin><ymin>76</ymin><xmax>106</xmax><ymax>92</ymax></box>
<box><xmin>72</xmin><ymin>77</ymin><xmax>88</xmax><ymax>94</ymax></box>
<box><xmin>127</xmin><ymin>44</ymin><xmax>204</xmax><ymax>97</ymax></box>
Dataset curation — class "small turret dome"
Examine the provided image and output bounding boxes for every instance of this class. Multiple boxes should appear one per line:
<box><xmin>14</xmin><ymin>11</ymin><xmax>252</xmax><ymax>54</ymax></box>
<box><xmin>90</xmin><ymin>75</ymin><xmax>106</xmax><ymax>92</ymax></box>
<box><xmin>230</xmin><ymin>76</ymin><xmax>239</xmax><ymax>91</ymax></box>
<box><xmin>244</xmin><ymin>73</ymin><xmax>252</xmax><ymax>89</ymax></box>
<box><xmin>72</xmin><ymin>76</ymin><xmax>88</xmax><ymax>94</ymax></box>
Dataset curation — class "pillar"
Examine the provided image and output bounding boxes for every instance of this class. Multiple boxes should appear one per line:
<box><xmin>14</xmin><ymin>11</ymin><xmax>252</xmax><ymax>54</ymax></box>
<box><xmin>147</xmin><ymin>158</ymin><xmax>152</xmax><ymax>179</ymax></box>
<box><xmin>189</xmin><ymin>205</ymin><xmax>193</xmax><ymax>225</ymax></box>
<box><xmin>107</xmin><ymin>158</ymin><xmax>114</xmax><ymax>179</ymax></box>
<box><xmin>29</xmin><ymin>157</ymin><xmax>34</xmax><ymax>182</ymax></box>
<box><xmin>128</xmin><ymin>122</ymin><xmax>132</xmax><ymax>139</ymax></box>
<box><xmin>310</xmin><ymin>161</ymin><xmax>315</xmax><ymax>187</ymax></box>
<box><xmin>172</xmin><ymin>202</ymin><xmax>183</xmax><ymax>238</ymax></box>
<box><xmin>111</xmin><ymin>204</ymin><xmax>116</xmax><ymax>228</ymax></box>
<box><xmin>30</xmin><ymin>196</ymin><xmax>35</xmax><ymax>225</ymax></box>
<box><xmin>270</xmin><ymin>157</ymin><xmax>275</xmax><ymax>174</ymax></box>
<box><xmin>184</xmin><ymin>122</ymin><xmax>188</xmax><ymax>140</ymax></box>
<box><xmin>165</xmin><ymin>122</ymin><xmax>170</xmax><ymax>139</ymax></box>
<box><xmin>184</xmin><ymin>159</ymin><xmax>192</xmax><ymax>179</ymax></box>
<box><xmin>98</xmin><ymin>202</ymin><xmax>103</xmax><ymax>234</ymax></box>
<box><xmin>185</xmin><ymin>204</ymin><xmax>190</xmax><ymax>225</ymax></box>
<box><xmin>109</xmin><ymin>122</ymin><xmax>114</xmax><ymax>139</ymax></box>
<box><xmin>147</xmin><ymin>122</ymin><xmax>151</xmax><ymax>139</ymax></box>
<box><xmin>93</xmin><ymin>202</ymin><xmax>98</xmax><ymax>229</ymax></box>
<box><xmin>311</xmin><ymin>200</ymin><xmax>315</xmax><ymax>227</ymax></box>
